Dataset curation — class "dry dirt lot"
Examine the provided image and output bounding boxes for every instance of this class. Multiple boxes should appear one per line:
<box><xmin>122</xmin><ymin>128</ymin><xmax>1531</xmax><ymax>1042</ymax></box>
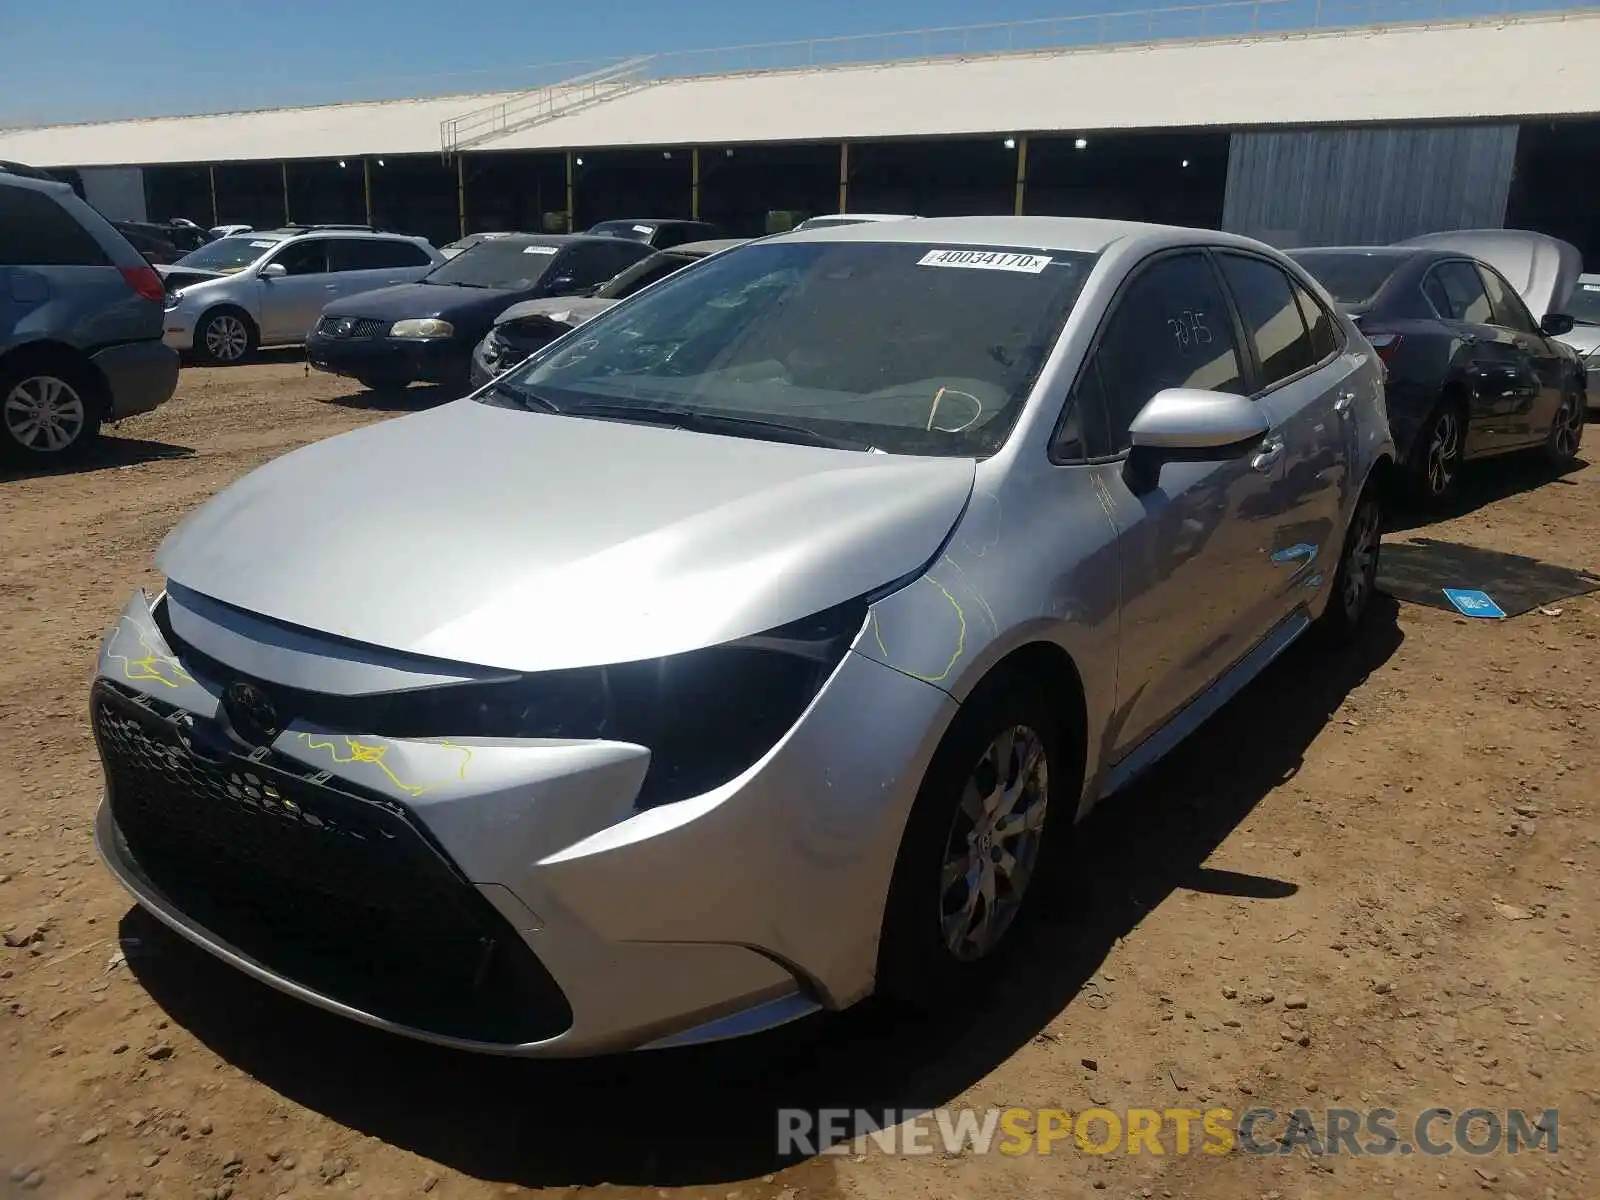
<box><xmin>1</xmin><ymin>359</ymin><xmax>1597</xmax><ymax>1200</ymax></box>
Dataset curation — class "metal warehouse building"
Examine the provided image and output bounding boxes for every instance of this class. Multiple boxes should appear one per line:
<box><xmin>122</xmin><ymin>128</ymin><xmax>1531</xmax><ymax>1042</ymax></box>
<box><xmin>4</xmin><ymin>5</ymin><xmax>1599</xmax><ymax>261</ymax></box>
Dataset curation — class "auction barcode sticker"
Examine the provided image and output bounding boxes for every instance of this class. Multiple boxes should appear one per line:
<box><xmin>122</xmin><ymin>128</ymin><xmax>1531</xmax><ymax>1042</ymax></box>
<box><xmin>918</xmin><ymin>249</ymin><xmax>1052</xmax><ymax>274</ymax></box>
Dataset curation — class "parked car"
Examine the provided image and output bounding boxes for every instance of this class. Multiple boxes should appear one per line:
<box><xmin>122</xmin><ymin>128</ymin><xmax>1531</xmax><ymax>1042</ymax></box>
<box><xmin>308</xmin><ymin>234</ymin><xmax>656</xmax><ymax>390</ymax></box>
<box><xmin>439</xmin><ymin>232</ymin><xmax>516</xmax><ymax>260</ymax></box>
<box><xmin>90</xmin><ymin>215</ymin><xmax>1392</xmax><ymax>1056</ymax></box>
<box><xmin>585</xmin><ymin>218</ymin><xmax>720</xmax><ymax>248</ymax></box>
<box><xmin>160</xmin><ymin>226</ymin><xmax>443</xmax><ymax>365</ymax></box>
<box><xmin>1555</xmin><ymin>272</ymin><xmax>1600</xmax><ymax>412</ymax></box>
<box><xmin>209</xmin><ymin>224</ymin><xmax>253</xmax><ymax>238</ymax></box>
<box><xmin>793</xmin><ymin>213</ymin><xmax>917</xmax><ymax>231</ymax></box>
<box><xmin>469</xmin><ymin>237</ymin><xmax>747</xmax><ymax>388</ymax></box>
<box><xmin>1287</xmin><ymin>232</ymin><xmax>1585</xmax><ymax>503</ymax></box>
<box><xmin>112</xmin><ymin>221</ymin><xmax>184</xmax><ymax>265</ymax></box>
<box><xmin>0</xmin><ymin>171</ymin><xmax>179</xmax><ymax>460</ymax></box>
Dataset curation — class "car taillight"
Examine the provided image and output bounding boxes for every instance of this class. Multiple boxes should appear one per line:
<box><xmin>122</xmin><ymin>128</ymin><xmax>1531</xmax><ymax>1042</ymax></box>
<box><xmin>119</xmin><ymin>265</ymin><xmax>165</xmax><ymax>304</ymax></box>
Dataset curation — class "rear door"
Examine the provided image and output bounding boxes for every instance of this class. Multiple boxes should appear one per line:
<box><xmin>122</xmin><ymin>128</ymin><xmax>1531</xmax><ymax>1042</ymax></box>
<box><xmin>1213</xmin><ymin>250</ymin><xmax>1353</xmax><ymax>596</ymax></box>
<box><xmin>1477</xmin><ymin>262</ymin><xmax>1566</xmax><ymax>445</ymax></box>
<box><xmin>1421</xmin><ymin>259</ymin><xmax>1530</xmax><ymax>456</ymax></box>
<box><xmin>255</xmin><ymin>238</ymin><xmax>333</xmax><ymax>342</ymax></box>
<box><xmin>1077</xmin><ymin>250</ymin><xmax>1295</xmax><ymax>757</ymax></box>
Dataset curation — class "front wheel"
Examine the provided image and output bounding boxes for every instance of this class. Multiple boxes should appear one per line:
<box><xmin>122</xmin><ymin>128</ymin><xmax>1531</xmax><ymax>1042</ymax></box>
<box><xmin>194</xmin><ymin>309</ymin><xmax>257</xmax><ymax>366</ymax></box>
<box><xmin>876</xmin><ymin>674</ymin><xmax>1067</xmax><ymax>1006</ymax></box>
<box><xmin>1545</xmin><ymin>388</ymin><xmax>1585</xmax><ymax>465</ymax></box>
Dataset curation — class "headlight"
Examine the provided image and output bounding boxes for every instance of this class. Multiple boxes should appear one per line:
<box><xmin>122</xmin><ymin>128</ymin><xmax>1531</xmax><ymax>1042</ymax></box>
<box><xmin>164</xmin><ymin>290</ymin><xmax>184</xmax><ymax>311</ymax></box>
<box><xmin>158</xmin><ymin>596</ymin><xmax>867</xmax><ymax>811</ymax></box>
<box><xmin>390</xmin><ymin>318</ymin><xmax>453</xmax><ymax>338</ymax></box>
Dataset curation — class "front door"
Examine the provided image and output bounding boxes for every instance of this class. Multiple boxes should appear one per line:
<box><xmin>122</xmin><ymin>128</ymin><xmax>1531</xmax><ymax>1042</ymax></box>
<box><xmin>1422</xmin><ymin>259</ymin><xmax>1533</xmax><ymax>456</ymax></box>
<box><xmin>1477</xmin><ymin>262</ymin><xmax>1567</xmax><ymax>446</ymax></box>
<box><xmin>255</xmin><ymin>239</ymin><xmax>335</xmax><ymax>343</ymax></box>
<box><xmin>1077</xmin><ymin>250</ymin><xmax>1295</xmax><ymax>759</ymax></box>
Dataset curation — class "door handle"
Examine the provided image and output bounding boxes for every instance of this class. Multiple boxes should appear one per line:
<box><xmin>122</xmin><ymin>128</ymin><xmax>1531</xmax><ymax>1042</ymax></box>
<box><xmin>324</xmin><ymin>284</ymin><xmax>338</xmax><ymax>291</ymax></box>
<box><xmin>1333</xmin><ymin>390</ymin><xmax>1356</xmax><ymax>417</ymax></box>
<box><xmin>1251</xmin><ymin>434</ymin><xmax>1285</xmax><ymax>473</ymax></box>
<box><xmin>1460</xmin><ymin>333</ymin><xmax>1480</xmax><ymax>346</ymax></box>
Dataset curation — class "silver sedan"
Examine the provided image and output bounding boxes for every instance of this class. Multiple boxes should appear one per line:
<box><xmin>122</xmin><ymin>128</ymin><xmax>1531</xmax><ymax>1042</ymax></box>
<box><xmin>90</xmin><ymin>216</ymin><xmax>1393</xmax><ymax>1056</ymax></box>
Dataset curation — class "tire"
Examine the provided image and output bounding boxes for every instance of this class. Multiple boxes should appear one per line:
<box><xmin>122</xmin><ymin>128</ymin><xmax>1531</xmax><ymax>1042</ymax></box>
<box><xmin>876</xmin><ymin>672</ymin><xmax>1070</xmax><ymax>1006</ymax></box>
<box><xmin>1544</xmin><ymin>387</ymin><xmax>1585</xmax><ymax>466</ymax></box>
<box><xmin>1407</xmin><ymin>399</ymin><xmax>1464</xmax><ymax>505</ymax></box>
<box><xmin>1314</xmin><ymin>484</ymin><xmax>1383</xmax><ymax>644</ymax></box>
<box><xmin>354</xmin><ymin>375</ymin><xmax>403</xmax><ymax>392</ymax></box>
<box><xmin>0</xmin><ymin>357</ymin><xmax>103</xmax><ymax>462</ymax></box>
<box><xmin>194</xmin><ymin>308</ymin><xmax>258</xmax><ymax>366</ymax></box>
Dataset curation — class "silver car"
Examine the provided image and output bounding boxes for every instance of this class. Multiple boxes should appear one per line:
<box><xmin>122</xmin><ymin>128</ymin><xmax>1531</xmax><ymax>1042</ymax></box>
<box><xmin>159</xmin><ymin>226</ymin><xmax>443</xmax><ymax>365</ymax></box>
<box><xmin>90</xmin><ymin>216</ymin><xmax>1393</xmax><ymax>1057</ymax></box>
<box><xmin>1557</xmin><ymin>273</ymin><xmax>1600</xmax><ymax>411</ymax></box>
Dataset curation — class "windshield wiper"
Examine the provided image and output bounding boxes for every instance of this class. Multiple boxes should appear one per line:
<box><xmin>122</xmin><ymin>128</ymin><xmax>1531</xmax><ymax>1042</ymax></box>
<box><xmin>561</xmin><ymin>402</ymin><xmax>876</xmax><ymax>452</ymax></box>
<box><xmin>478</xmin><ymin>380</ymin><xmax>562</xmax><ymax>413</ymax></box>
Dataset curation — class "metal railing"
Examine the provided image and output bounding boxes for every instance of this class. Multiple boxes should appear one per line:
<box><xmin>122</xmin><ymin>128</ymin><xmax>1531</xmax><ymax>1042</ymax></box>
<box><xmin>439</xmin><ymin>56</ymin><xmax>657</xmax><ymax>157</ymax></box>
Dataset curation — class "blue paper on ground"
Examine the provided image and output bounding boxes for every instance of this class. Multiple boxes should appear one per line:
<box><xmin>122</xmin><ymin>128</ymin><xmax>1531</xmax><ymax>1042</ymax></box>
<box><xmin>1442</xmin><ymin>588</ymin><xmax>1506</xmax><ymax>619</ymax></box>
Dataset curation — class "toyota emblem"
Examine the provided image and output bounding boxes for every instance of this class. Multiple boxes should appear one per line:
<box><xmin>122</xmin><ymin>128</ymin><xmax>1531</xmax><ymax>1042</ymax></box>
<box><xmin>223</xmin><ymin>680</ymin><xmax>282</xmax><ymax>745</ymax></box>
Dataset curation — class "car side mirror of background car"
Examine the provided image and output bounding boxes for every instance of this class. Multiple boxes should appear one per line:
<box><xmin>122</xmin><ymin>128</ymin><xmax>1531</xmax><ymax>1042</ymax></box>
<box><xmin>259</xmin><ymin>262</ymin><xmax>286</xmax><ymax>280</ymax></box>
<box><xmin>1540</xmin><ymin>312</ymin><xmax>1575</xmax><ymax>337</ymax></box>
<box><xmin>1124</xmin><ymin>388</ymin><xmax>1271</xmax><ymax>492</ymax></box>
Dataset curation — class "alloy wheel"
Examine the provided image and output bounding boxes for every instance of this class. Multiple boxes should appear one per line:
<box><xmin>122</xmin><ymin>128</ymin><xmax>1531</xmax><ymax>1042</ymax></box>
<box><xmin>204</xmin><ymin>314</ymin><xmax>250</xmax><ymax>362</ymax></box>
<box><xmin>4</xmin><ymin>374</ymin><xmax>87</xmax><ymax>454</ymax></box>
<box><xmin>938</xmin><ymin>724</ymin><xmax>1051</xmax><ymax>962</ymax></box>
<box><xmin>1341</xmin><ymin>498</ymin><xmax>1381</xmax><ymax>623</ymax></box>
<box><xmin>1425</xmin><ymin>410</ymin><xmax>1460</xmax><ymax>497</ymax></box>
<box><xmin>1553</xmin><ymin>396</ymin><xmax>1583</xmax><ymax>459</ymax></box>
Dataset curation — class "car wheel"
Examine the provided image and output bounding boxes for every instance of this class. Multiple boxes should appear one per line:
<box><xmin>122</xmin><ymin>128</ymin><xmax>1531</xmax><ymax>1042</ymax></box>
<box><xmin>1545</xmin><ymin>388</ymin><xmax>1584</xmax><ymax>465</ymax></box>
<box><xmin>876</xmin><ymin>672</ymin><xmax>1067</xmax><ymax>1005</ymax></box>
<box><xmin>1315</xmin><ymin>485</ymin><xmax>1382</xmax><ymax>643</ymax></box>
<box><xmin>1409</xmin><ymin>401</ymin><xmax>1463</xmax><ymax>504</ymax></box>
<box><xmin>195</xmin><ymin>309</ymin><xmax>257</xmax><ymax>366</ymax></box>
<box><xmin>0</xmin><ymin>360</ymin><xmax>102</xmax><ymax>461</ymax></box>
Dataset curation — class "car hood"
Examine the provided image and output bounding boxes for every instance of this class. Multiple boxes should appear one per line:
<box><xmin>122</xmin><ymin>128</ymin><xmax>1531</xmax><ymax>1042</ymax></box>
<box><xmin>494</xmin><ymin>296</ymin><xmax>618</xmax><ymax>329</ymax></box>
<box><xmin>1558</xmin><ymin>323</ymin><xmax>1600</xmax><ymax>356</ymax></box>
<box><xmin>321</xmin><ymin>282</ymin><xmax>522</xmax><ymax>326</ymax></box>
<box><xmin>1396</xmin><ymin>229</ymin><xmax>1583</xmax><ymax>317</ymax></box>
<box><xmin>156</xmin><ymin>399</ymin><xmax>976</xmax><ymax>673</ymax></box>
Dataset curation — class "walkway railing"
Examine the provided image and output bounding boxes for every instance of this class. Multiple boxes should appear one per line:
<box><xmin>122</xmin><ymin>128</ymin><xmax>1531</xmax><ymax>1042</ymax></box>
<box><xmin>440</xmin><ymin>57</ymin><xmax>657</xmax><ymax>157</ymax></box>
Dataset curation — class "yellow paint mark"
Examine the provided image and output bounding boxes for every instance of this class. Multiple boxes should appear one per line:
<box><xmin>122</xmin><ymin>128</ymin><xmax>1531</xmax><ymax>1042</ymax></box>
<box><xmin>107</xmin><ymin>622</ymin><xmax>193</xmax><ymax>689</ymax></box>
<box><xmin>296</xmin><ymin>733</ymin><xmax>472</xmax><ymax>798</ymax></box>
<box><xmin>942</xmin><ymin>555</ymin><xmax>997</xmax><ymax>634</ymax></box>
<box><xmin>871</xmin><ymin>575</ymin><xmax>967</xmax><ymax>685</ymax></box>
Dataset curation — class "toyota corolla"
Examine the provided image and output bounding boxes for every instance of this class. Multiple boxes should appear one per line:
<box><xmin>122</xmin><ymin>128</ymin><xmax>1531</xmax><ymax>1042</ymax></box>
<box><xmin>90</xmin><ymin>216</ymin><xmax>1393</xmax><ymax>1056</ymax></box>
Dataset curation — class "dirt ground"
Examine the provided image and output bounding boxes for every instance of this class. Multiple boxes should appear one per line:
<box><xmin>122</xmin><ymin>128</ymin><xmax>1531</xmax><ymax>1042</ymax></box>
<box><xmin>1</xmin><ymin>358</ymin><xmax>1596</xmax><ymax>1200</ymax></box>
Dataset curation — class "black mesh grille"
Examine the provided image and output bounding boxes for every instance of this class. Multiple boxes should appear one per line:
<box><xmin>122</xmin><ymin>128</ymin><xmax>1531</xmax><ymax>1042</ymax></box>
<box><xmin>315</xmin><ymin>316</ymin><xmax>387</xmax><ymax>339</ymax></box>
<box><xmin>92</xmin><ymin>681</ymin><xmax>571</xmax><ymax>1044</ymax></box>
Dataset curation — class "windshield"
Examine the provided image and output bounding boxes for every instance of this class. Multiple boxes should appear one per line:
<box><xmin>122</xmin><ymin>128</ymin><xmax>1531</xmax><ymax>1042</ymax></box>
<box><xmin>174</xmin><ymin>235</ymin><xmax>282</xmax><ymax>272</ymax></box>
<box><xmin>1568</xmin><ymin>278</ymin><xmax>1600</xmax><ymax>326</ymax></box>
<box><xmin>424</xmin><ymin>239</ymin><xmax>560</xmax><ymax>289</ymax></box>
<box><xmin>491</xmin><ymin>240</ymin><xmax>1096</xmax><ymax>457</ymax></box>
<box><xmin>587</xmin><ymin>221</ymin><xmax>655</xmax><ymax>243</ymax></box>
<box><xmin>1287</xmin><ymin>250</ymin><xmax>1409</xmax><ymax>307</ymax></box>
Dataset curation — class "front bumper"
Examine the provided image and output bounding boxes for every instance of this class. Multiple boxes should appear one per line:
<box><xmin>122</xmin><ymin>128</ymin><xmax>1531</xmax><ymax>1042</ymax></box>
<box><xmin>91</xmin><ymin>340</ymin><xmax>180</xmax><ymax>420</ymax></box>
<box><xmin>307</xmin><ymin>331</ymin><xmax>470</xmax><ymax>386</ymax></box>
<box><xmin>89</xmin><ymin>590</ymin><xmax>955</xmax><ymax>1056</ymax></box>
<box><xmin>162</xmin><ymin>312</ymin><xmax>196</xmax><ymax>353</ymax></box>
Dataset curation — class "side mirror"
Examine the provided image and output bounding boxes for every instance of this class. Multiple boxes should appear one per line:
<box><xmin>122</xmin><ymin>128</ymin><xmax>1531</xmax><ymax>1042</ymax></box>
<box><xmin>1540</xmin><ymin>312</ymin><xmax>1575</xmax><ymax>337</ymax></box>
<box><xmin>1124</xmin><ymin>388</ymin><xmax>1270</xmax><ymax>491</ymax></box>
<box><xmin>258</xmin><ymin>262</ymin><xmax>287</xmax><ymax>280</ymax></box>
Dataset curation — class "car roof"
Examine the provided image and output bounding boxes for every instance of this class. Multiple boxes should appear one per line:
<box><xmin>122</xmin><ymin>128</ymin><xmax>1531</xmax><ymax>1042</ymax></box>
<box><xmin>770</xmin><ymin>214</ymin><xmax>1273</xmax><ymax>256</ymax></box>
<box><xmin>0</xmin><ymin>167</ymin><xmax>72</xmax><ymax>196</ymax></box>
<box><xmin>670</xmin><ymin>238</ymin><xmax>748</xmax><ymax>256</ymax></box>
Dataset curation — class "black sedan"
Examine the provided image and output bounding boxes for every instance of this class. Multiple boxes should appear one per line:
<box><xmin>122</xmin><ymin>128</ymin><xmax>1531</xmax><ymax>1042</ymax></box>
<box><xmin>584</xmin><ymin>218</ymin><xmax>720</xmax><ymax>249</ymax></box>
<box><xmin>1288</xmin><ymin>240</ymin><xmax>1586</xmax><ymax>504</ymax></box>
<box><xmin>306</xmin><ymin>234</ymin><xmax>656</xmax><ymax>390</ymax></box>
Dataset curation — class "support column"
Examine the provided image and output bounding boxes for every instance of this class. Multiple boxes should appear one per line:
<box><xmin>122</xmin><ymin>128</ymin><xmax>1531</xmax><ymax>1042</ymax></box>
<box><xmin>838</xmin><ymin>141</ymin><xmax>849</xmax><ymax>214</ymax></box>
<box><xmin>363</xmin><ymin>158</ymin><xmax>374</xmax><ymax>227</ymax></box>
<box><xmin>691</xmin><ymin>147</ymin><xmax>700</xmax><ymax>220</ymax></box>
<box><xmin>281</xmin><ymin>161</ymin><xmax>290</xmax><ymax>224</ymax></box>
<box><xmin>565</xmin><ymin>151</ymin><xmax>575</xmax><ymax>233</ymax></box>
<box><xmin>1014</xmin><ymin>135</ymin><xmax>1029</xmax><ymax>216</ymax></box>
<box><xmin>456</xmin><ymin>156</ymin><xmax>467</xmax><ymax>239</ymax></box>
<box><xmin>208</xmin><ymin>164</ymin><xmax>218</xmax><ymax>228</ymax></box>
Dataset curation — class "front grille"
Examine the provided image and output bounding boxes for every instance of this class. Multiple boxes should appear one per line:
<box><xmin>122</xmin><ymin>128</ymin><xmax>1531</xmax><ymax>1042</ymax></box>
<box><xmin>92</xmin><ymin>680</ymin><xmax>571</xmax><ymax>1044</ymax></box>
<box><xmin>314</xmin><ymin>316</ymin><xmax>387</xmax><ymax>339</ymax></box>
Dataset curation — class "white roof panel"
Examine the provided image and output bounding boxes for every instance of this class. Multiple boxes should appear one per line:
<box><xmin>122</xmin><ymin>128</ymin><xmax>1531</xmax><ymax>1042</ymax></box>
<box><xmin>2</xmin><ymin>13</ymin><xmax>1596</xmax><ymax>170</ymax></box>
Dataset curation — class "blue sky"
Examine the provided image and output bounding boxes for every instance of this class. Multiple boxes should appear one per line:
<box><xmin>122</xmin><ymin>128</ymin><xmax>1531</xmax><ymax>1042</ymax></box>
<box><xmin>0</xmin><ymin>0</ymin><xmax>1569</xmax><ymax>126</ymax></box>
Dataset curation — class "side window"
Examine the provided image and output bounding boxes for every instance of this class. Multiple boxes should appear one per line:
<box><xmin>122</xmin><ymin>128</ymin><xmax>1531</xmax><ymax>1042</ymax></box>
<box><xmin>595</xmin><ymin>241</ymin><xmax>653</xmax><ymax>280</ymax></box>
<box><xmin>1477</xmin><ymin>265</ymin><xmax>1539</xmax><ymax>334</ymax></box>
<box><xmin>1053</xmin><ymin>357</ymin><xmax>1110</xmax><ymax>461</ymax></box>
<box><xmin>1428</xmin><ymin>261</ymin><xmax>1494</xmax><ymax>325</ymax></box>
<box><xmin>555</xmin><ymin>244</ymin><xmax>637</xmax><ymax>290</ymax></box>
<box><xmin>1216</xmin><ymin>253</ymin><xmax>1318</xmax><ymax>390</ymax></box>
<box><xmin>0</xmin><ymin>187</ymin><xmax>110</xmax><ymax>266</ymax></box>
<box><xmin>610</xmin><ymin>255</ymin><xmax>684</xmax><ymax>299</ymax></box>
<box><xmin>1093</xmin><ymin>253</ymin><xmax>1245</xmax><ymax>450</ymax></box>
<box><xmin>1421</xmin><ymin>272</ymin><xmax>1453</xmax><ymax>320</ymax></box>
<box><xmin>1291</xmin><ymin>281</ymin><xmax>1339</xmax><ymax>361</ymax></box>
<box><xmin>266</xmin><ymin>240</ymin><xmax>327</xmax><ymax>276</ymax></box>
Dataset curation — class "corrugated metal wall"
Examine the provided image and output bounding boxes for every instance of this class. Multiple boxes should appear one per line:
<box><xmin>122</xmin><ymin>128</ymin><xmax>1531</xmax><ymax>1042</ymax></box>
<box><xmin>1222</xmin><ymin>123</ymin><xmax>1519</xmax><ymax>248</ymax></box>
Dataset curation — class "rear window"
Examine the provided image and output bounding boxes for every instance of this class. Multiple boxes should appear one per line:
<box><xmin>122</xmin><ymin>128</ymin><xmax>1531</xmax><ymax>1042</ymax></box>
<box><xmin>1568</xmin><ymin>279</ymin><xmax>1600</xmax><ymax>326</ymax></box>
<box><xmin>423</xmin><ymin>239</ymin><xmax>561</xmax><ymax>289</ymax></box>
<box><xmin>0</xmin><ymin>185</ymin><xmax>111</xmax><ymax>267</ymax></box>
<box><xmin>1286</xmin><ymin>251</ymin><xmax>1409</xmax><ymax>307</ymax></box>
